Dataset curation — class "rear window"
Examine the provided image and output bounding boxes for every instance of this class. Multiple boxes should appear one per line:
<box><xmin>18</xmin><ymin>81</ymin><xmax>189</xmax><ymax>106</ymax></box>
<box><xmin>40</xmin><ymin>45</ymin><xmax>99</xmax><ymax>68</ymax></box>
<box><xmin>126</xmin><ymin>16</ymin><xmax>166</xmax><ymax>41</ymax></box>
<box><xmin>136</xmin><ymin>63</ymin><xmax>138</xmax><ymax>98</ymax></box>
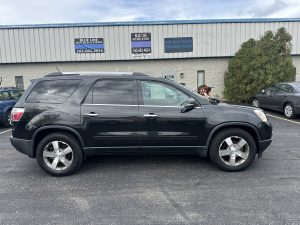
<box><xmin>26</xmin><ymin>79</ymin><xmax>81</xmax><ymax>103</ymax></box>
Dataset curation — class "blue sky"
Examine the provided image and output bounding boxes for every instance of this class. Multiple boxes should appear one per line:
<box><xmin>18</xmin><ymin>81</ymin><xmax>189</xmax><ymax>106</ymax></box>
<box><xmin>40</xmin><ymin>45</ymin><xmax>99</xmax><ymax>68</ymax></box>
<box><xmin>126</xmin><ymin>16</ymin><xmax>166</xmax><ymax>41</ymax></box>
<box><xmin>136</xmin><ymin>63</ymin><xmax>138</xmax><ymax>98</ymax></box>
<box><xmin>0</xmin><ymin>0</ymin><xmax>299</xmax><ymax>25</ymax></box>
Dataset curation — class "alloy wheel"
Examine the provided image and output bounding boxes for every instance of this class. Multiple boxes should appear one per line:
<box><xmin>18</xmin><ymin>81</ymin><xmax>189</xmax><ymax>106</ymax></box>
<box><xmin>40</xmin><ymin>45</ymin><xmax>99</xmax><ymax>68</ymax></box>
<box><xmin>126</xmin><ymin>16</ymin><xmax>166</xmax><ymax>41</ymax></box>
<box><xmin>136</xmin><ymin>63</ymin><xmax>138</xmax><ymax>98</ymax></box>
<box><xmin>219</xmin><ymin>136</ymin><xmax>250</xmax><ymax>166</ymax></box>
<box><xmin>43</xmin><ymin>141</ymin><xmax>74</xmax><ymax>171</ymax></box>
<box><xmin>284</xmin><ymin>105</ymin><xmax>293</xmax><ymax>118</ymax></box>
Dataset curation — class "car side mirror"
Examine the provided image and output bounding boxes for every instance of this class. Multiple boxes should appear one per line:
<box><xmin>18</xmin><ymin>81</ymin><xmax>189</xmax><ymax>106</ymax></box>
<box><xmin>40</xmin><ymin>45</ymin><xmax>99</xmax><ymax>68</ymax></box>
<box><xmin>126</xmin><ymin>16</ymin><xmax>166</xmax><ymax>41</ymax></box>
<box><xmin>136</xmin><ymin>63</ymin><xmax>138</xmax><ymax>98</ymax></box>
<box><xmin>209</xmin><ymin>98</ymin><xmax>220</xmax><ymax>105</ymax></box>
<box><xmin>181</xmin><ymin>98</ymin><xmax>198</xmax><ymax>113</ymax></box>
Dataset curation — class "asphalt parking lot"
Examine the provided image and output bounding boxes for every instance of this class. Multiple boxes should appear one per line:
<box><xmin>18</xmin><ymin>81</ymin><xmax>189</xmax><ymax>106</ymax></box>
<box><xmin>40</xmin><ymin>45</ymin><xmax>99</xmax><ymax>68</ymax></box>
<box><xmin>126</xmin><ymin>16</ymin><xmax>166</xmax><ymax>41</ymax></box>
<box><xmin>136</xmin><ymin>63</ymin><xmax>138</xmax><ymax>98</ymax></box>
<box><xmin>0</xmin><ymin>111</ymin><xmax>299</xmax><ymax>225</ymax></box>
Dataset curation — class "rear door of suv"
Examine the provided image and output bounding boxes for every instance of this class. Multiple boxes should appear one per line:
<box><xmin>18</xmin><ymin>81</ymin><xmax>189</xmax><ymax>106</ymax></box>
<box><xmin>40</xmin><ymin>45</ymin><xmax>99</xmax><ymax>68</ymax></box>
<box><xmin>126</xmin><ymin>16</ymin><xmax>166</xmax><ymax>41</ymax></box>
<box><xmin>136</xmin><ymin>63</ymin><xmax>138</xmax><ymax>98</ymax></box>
<box><xmin>81</xmin><ymin>78</ymin><xmax>140</xmax><ymax>151</ymax></box>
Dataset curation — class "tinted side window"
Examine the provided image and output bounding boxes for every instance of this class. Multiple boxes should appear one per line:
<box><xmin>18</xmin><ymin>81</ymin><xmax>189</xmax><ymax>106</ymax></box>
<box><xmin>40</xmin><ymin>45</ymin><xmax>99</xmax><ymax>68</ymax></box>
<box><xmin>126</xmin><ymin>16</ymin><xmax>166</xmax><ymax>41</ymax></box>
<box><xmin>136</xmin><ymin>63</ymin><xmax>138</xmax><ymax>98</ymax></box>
<box><xmin>265</xmin><ymin>85</ymin><xmax>279</xmax><ymax>93</ymax></box>
<box><xmin>92</xmin><ymin>80</ymin><xmax>136</xmax><ymax>105</ymax></box>
<box><xmin>278</xmin><ymin>84</ymin><xmax>293</xmax><ymax>93</ymax></box>
<box><xmin>9</xmin><ymin>90</ymin><xmax>24</xmax><ymax>100</ymax></box>
<box><xmin>0</xmin><ymin>91</ymin><xmax>10</xmax><ymax>101</ymax></box>
<box><xmin>26</xmin><ymin>80</ymin><xmax>81</xmax><ymax>103</ymax></box>
<box><xmin>141</xmin><ymin>81</ymin><xmax>189</xmax><ymax>106</ymax></box>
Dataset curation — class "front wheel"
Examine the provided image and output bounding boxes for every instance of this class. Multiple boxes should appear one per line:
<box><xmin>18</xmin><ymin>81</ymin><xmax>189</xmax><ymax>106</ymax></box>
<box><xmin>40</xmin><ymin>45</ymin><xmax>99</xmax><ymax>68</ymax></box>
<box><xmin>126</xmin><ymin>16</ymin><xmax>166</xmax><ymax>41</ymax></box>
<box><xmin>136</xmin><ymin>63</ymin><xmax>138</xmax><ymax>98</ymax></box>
<box><xmin>209</xmin><ymin>128</ymin><xmax>257</xmax><ymax>172</ymax></box>
<box><xmin>251</xmin><ymin>98</ymin><xmax>260</xmax><ymax>108</ymax></box>
<box><xmin>36</xmin><ymin>133</ymin><xmax>83</xmax><ymax>176</ymax></box>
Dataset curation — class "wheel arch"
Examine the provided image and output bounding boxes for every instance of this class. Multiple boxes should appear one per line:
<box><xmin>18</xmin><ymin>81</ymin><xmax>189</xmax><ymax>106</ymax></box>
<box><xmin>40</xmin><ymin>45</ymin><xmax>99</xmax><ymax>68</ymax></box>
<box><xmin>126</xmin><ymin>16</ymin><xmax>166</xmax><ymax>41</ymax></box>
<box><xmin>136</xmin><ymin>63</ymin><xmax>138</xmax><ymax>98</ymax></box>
<box><xmin>282</xmin><ymin>101</ymin><xmax>292</xmax><ymax>110</ymax></box>
<box><xmin>203</xmin><ymin>122</ymin><xmax>260</xmax><ymax>157</ymax></box>
<box><xmin>3</xmin><ymin>106</ymin><xmax>13</xmax><ymax>116</ymax></box>
<box><xmin>32</xmin><ymin>125</ymin><xmax>85</xmax><ymax>158</ymax></box>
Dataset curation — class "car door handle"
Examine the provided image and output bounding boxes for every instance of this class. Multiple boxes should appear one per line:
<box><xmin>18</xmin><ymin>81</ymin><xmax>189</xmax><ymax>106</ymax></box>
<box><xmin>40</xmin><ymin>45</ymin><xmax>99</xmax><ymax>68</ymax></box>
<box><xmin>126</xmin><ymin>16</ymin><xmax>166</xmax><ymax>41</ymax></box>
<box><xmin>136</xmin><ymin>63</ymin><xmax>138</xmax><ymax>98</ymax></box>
<box><xmin>144</xmin><ymin>114</ymin><xmax>157</xmax><ymax>118</ymax></box>
<box><xmin>84</xmin><ymin>112</ymin><xmax>99</xmax><ymax>117</ymax></box>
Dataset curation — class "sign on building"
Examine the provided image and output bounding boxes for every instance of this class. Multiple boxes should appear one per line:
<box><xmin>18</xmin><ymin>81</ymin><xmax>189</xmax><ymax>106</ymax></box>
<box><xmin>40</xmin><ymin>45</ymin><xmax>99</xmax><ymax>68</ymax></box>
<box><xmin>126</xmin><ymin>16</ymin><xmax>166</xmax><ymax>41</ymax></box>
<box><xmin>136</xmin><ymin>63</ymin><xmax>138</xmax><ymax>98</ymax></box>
<box><xmin>131</xmin><ymin>33</ymin><xmax>151</xmax><ymax>55</ymax></box>
<box><xmin>74</xmin><ymin>38</ymin><xmax>104</xmax><ymax>53</ymax></box>
<box><xmin>164</xmin><ymin>37</ymin><xmax>193</xmax><ymax>53</ymax></box>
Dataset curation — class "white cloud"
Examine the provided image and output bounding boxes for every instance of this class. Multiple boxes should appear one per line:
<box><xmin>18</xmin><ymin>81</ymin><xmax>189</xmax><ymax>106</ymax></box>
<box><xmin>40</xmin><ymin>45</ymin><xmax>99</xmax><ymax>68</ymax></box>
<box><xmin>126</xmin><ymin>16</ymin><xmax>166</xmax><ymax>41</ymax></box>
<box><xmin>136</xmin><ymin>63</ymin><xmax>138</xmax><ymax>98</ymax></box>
<box><xmin>0</xmin><ymin>0</ymin><xmax>299</xmax><ymax>25</ymax></box>
<box><xmin>233</xmin><ymin>0</ymin><xmax>300</xmax><ymax>18</ymax></box>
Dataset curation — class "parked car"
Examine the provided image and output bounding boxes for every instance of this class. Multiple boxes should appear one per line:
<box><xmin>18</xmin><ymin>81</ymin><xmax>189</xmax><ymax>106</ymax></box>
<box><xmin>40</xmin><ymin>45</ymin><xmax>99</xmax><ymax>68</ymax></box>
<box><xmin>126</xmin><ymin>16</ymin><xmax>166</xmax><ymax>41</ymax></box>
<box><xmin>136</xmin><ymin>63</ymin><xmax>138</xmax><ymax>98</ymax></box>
<box><xmin>251</xmin><ymin>82</ymin><xmax>300</xmax><ymax>118</ymax></box>
<box><xmin>0</xmin><ymin>87</ymin><xmax>24</xmax><ymax>127</ymax></box>
<box><xmin>10</xmin><ymin>72</ymin><xmax>272</xmax><ymax>176</ymax></box>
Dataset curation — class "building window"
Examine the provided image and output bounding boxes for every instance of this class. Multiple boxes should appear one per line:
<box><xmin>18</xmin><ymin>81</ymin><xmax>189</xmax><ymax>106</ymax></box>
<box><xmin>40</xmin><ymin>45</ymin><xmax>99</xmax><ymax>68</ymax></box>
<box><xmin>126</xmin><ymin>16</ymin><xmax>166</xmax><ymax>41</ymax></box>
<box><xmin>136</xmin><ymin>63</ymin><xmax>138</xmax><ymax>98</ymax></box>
<box><xmin>15</xmin><ymin>76</ymin><xmax>24</xmax><ymax>90</ymax></box>
<box><xmin>197</xmin><ymin>70</ymin><xmax>205</xmax><ymax>88</ymax></box>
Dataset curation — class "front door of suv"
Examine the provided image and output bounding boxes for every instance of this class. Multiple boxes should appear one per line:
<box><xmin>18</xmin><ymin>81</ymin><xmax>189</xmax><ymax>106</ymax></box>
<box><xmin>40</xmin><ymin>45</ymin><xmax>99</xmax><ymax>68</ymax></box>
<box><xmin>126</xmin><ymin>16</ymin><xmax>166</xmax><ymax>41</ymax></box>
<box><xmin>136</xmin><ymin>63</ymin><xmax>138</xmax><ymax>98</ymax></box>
<box><xmin>138</xmin><ymin>80</ymin><xmax>206</xmax><ymax>151</ymax></box>
<box><xmin>81</xmin><ymin>79</ymin><xmax>140</xmax><ymax>151</ymax></box>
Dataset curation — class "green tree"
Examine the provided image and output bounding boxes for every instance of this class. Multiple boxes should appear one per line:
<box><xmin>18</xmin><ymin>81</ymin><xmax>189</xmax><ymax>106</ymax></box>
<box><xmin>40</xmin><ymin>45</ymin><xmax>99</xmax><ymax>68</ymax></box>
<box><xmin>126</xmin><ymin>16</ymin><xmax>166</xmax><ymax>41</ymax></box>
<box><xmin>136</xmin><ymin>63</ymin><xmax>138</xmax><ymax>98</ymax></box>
<box><xmin>224</xmin><ymin>27</ymin><xmax>296</xmax><ymax>103</ymax></box>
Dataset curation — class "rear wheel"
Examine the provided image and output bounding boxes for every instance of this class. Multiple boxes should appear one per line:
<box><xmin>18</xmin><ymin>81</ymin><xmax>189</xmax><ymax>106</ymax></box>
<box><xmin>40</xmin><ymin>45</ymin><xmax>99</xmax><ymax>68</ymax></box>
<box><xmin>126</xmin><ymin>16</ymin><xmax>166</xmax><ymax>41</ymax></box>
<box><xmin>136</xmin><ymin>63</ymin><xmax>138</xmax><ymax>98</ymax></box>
<box><xmin>36</xmin><ymin>133</ymin><xmax>83</xmax><ymax>176</ymax></box>
<box><xmin>283</xmin><ymin>103</ymin><xmax>295</xmax><ymax>119</ymax></box>
<box><xmin>209</xmin><ymin>128</ymin><xmax>257</xmax><ymax>172</ymax></box>
<box><xmin>3</xmin><ymin>110</ymin><xmax>12</xmax><ymax>127</ymax></box>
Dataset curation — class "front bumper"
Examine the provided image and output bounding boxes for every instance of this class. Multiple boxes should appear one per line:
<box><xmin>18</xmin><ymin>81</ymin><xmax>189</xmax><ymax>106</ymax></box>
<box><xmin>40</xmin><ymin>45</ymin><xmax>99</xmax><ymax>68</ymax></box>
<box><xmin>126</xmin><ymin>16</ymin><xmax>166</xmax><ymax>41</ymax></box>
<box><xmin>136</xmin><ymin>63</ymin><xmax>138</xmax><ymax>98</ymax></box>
<box><xmin>10</xmin><ymin>137</ymin><xmax>34</xmax><ymax>158</ymax></box>
<box><xmin>258</xmin><ymin>138</ymin><xmax>272</xmax><ymax>153</ymax></box>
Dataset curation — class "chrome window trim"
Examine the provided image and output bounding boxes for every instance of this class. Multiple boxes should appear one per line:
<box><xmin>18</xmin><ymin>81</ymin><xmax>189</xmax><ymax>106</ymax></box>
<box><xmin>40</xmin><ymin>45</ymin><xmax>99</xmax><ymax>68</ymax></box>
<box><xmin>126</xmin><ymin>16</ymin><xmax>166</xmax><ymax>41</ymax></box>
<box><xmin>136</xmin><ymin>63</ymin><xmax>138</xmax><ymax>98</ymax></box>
<box><xmin>82</xmin><ymin>103</ymin><xmax>202</xmax><ymax>109</ymax></box>
<box><xmin>141</xmin><ymin>105</ymin><xmax>182</xmax><ymax>108</ymax></box>
<box><xmin>82</xmin><ymin>103</ymin><xmax>138</xmax><ymax>107</ymax></box>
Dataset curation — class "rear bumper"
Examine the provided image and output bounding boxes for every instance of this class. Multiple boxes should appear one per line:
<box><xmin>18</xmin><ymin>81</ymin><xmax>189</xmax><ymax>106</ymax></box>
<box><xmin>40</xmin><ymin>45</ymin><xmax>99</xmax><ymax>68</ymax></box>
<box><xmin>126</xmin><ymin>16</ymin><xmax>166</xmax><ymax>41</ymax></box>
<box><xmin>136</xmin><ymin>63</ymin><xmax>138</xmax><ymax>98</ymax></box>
<box><xmin>10</xmin><ymin>137</ymin><xmax>34</xmax><ymax>158</ymax></box>
<box><xmin>258</xmin><ymin>139</ymin><xmax>272</xmax><ymax>153</ymax></box>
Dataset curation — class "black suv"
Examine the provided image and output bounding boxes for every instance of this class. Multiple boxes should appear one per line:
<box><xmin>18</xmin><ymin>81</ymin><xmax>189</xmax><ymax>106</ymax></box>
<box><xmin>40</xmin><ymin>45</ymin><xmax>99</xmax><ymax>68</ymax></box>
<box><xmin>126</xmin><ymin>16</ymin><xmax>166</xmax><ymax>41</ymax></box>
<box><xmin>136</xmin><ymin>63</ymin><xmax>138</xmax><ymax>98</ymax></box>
<box><xmin>10</xmin><ymin>72</ymin><xmax>272</xmax><ymax>176</ymax></box>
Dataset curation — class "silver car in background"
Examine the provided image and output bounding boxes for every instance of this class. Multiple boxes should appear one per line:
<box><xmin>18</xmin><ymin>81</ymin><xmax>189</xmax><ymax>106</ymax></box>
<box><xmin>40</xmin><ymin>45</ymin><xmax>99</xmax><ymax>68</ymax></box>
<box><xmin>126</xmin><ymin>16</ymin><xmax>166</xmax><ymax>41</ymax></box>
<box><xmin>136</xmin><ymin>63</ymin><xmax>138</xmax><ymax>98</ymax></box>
<box><xmin>251</xmin><ymin>82</ymin><xmax>300</xmax><ymax>118</ymax></box>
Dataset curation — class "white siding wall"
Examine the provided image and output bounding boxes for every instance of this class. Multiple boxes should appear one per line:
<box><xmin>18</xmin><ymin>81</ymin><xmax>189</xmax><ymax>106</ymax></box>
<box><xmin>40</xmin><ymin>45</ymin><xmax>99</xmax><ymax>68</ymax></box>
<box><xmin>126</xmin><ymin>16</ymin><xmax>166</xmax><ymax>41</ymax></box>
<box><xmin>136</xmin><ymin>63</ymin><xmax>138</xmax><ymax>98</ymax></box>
<box><xmin>0</xmin><ymin>21</ymin><xmax>300</xmax><ymax>64</ymax></box>
<box><xmin>0</xmin><ymin>56</ymin><xmax>300</xmax><ymax>97</ymax></box>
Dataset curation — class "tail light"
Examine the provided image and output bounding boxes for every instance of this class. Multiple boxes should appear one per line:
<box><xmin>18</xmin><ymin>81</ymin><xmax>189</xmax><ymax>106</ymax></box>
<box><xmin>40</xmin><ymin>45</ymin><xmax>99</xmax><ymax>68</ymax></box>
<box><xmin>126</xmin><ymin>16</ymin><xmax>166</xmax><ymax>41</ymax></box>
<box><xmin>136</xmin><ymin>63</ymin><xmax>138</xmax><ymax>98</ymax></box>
<box><xmin>11</xmin><ymin>108</ymin><xmax>25</xmax><ymax>122</ymax></box>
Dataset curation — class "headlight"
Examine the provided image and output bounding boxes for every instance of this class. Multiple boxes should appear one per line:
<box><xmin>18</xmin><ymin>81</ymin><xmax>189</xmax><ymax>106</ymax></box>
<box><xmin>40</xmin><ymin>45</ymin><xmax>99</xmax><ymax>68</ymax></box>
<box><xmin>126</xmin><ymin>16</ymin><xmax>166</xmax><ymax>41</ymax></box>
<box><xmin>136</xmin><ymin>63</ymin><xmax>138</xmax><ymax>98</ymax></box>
<box><xmin>254</xmin><ymin>109</ymin><xmax>268</xmax><ymax>122</ymax></box>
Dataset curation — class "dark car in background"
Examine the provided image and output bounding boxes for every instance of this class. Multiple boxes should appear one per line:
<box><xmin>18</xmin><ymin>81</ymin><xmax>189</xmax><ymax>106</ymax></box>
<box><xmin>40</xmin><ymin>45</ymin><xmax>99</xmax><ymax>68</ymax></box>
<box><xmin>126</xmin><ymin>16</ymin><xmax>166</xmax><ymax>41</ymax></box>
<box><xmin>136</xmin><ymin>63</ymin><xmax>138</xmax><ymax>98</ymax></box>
<box><xmin>10</xmin><ymin>72</ymin><xmax>272</xmax><ymax>176</ymax></box>
<box><xmin>0</xmin><ymin>87</ymin><xmax>24</xmax><ymax>127</ymax></box>
<box><xmin>251</xmin><ymin>82</ymin><xmax>300</xmax><ymax>119</ymax></box>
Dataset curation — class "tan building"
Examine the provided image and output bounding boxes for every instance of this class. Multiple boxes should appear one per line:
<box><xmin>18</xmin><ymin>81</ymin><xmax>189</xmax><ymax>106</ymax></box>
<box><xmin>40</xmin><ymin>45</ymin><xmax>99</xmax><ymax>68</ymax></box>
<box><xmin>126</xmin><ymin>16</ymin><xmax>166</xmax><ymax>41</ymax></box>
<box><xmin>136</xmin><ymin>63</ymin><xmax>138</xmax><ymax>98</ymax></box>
<box><xmin>0</xmin><ymin>18</ymin><xmax>300</xmax><ymax>96</ymax></box>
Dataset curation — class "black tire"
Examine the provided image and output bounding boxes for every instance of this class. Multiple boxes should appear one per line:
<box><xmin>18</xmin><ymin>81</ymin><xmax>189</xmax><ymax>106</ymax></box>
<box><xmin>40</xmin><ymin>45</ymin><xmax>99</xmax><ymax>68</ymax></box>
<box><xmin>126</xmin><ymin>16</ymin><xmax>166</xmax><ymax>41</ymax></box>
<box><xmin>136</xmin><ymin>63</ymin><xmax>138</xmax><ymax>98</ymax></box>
<box><xmin>209</xmin><ymin>128</ymin><xmax>257</xmax><ymax>172</ymax></box>
<box><xmin>283</xmin><ymin>103</ymin><xmax>296</xmax><ymax>119</ymax></box>
<box><xmin>251</xmin><ymin>98</ymin><xmax>260</xmax><ymax>108</ymax></box>
<box><xmin>3</xmin><ymin>110</ymin><xmax>12</xmax><ymax>127</ymax></box>
<box><xmin>36</xmin><ymin>133</ymin><xmax>83</xmax><ymax>176</ymax></box>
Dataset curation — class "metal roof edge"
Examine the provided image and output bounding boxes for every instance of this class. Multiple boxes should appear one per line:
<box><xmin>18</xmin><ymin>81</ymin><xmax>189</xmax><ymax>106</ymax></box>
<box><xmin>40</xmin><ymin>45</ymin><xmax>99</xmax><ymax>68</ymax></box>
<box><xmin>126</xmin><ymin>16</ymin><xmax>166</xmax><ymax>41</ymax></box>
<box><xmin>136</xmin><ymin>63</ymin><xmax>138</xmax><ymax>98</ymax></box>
<box><xmin>1</xmin><ymin>18</ymin><xmax>300</xmax><ymax>29</ymax></box>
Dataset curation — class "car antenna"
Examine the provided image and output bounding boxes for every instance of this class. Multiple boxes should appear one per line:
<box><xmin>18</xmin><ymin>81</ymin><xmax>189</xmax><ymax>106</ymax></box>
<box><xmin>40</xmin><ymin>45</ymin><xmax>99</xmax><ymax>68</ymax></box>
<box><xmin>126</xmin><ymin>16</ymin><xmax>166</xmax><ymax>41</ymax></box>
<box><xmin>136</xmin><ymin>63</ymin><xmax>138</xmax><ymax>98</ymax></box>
<box><xmin>56</xmin><ymin>67</ymin><xmax>63</xmax><ymax>75</ymax></box>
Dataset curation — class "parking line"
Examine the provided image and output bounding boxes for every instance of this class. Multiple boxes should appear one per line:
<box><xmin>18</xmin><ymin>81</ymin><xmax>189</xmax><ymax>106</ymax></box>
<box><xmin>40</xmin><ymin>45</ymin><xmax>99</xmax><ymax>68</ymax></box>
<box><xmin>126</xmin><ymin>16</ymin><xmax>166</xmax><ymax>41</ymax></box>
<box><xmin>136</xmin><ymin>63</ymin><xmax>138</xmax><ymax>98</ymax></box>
<box><xmin>0</xmin><ymin>129</ymin><xmax>12</xmax><ymax>135</ymax></box>
<box><xmin>266</xmin><ymin>114</ymin><xmax>300</xmax><ymax>125</ymax></box>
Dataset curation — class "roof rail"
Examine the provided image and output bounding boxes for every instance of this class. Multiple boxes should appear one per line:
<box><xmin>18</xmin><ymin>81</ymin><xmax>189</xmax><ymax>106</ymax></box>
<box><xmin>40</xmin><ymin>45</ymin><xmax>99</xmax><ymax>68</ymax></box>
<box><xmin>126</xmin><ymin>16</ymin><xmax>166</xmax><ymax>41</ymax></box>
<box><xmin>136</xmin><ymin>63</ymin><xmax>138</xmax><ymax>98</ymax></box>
<box><xmin>44</xmin><ymin>71</ymin><xmax>150</xmax><ymax>77</ymax></box>
<box><xmin>44</xmin><ymin>72</ymin><xmax>80</xmax><ymax>77</ymax></box>
<box><xmin>132</xmin><ymin>72</ymin><xmax>149</xmax><ymax>76</ymax></box>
